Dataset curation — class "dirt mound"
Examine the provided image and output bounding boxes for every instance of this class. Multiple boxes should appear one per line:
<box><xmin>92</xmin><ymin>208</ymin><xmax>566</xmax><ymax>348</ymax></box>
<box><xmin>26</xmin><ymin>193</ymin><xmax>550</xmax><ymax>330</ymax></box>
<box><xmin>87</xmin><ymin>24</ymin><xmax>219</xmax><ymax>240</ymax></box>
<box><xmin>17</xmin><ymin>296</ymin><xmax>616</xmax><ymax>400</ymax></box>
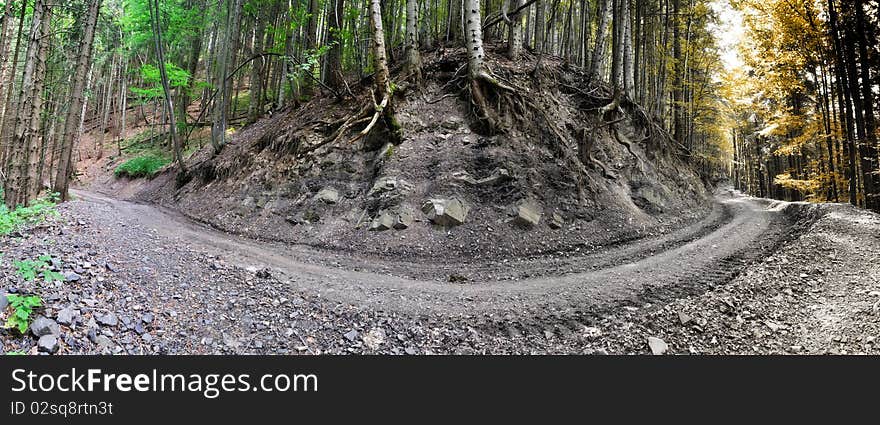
<box><xmin>128</xmin><ymin>46</ymin><xmax>712</xmax><ymax>260</ymax></box>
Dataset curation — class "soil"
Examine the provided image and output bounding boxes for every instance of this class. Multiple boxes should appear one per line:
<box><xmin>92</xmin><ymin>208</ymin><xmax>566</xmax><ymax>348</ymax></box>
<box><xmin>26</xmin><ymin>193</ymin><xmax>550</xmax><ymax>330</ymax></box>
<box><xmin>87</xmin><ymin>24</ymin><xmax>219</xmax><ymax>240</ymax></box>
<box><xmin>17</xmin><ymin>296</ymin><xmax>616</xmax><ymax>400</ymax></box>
<box><xmin>90</xmin><ymin>47</ymin><xmax>713</xmax><ymax>262</ymax></box>
<box><xmin>2</xmin><ymin>188</ymin><xmax>878</xmax><ymax>355</ymax></box>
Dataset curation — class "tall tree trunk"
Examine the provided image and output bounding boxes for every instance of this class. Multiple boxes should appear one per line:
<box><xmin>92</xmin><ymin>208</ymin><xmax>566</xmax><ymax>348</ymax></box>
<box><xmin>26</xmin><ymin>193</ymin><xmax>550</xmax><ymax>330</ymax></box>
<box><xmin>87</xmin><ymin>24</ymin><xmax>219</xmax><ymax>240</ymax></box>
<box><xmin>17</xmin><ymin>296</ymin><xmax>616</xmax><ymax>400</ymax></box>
<box><xmin>534</xmin><ymin>0</ymin><xmax>545</xmax><ymax>52</ymax></box>
<box><xmin>507</xmin><ymin>0</ymin><xmax>525</xmax><ymax>59</ymax></box>
<box><xmin>589</xmin><ymin>0</ymin><xmax>611</xmax><ymax>82</ymax></box>
<box><xmin>405</xmin><ymin>0</ymin><xmax>422</xmax><ymax>78</ymax></box>
<box><xmin>622</xmin><ymin>0</ymin><xmax>634</xmax><ymax>99</ymax></box>
<box><xmin>325</xmin><ymin>0</ymin><xmax>346</xmax><ymax>89</ymax></box>
<box><xmin>672</xmin><ymin>0</ymin><xmax>683</xmax><ymax>145</ymax></box>
<box><xmin>211</xmin><ymin>0</ymin><xmax>243</xmax><ymax>154</ymax></box>
<box><xmin>0</xmin><ymin>0</ymin><xmax>27</xmax><ymax>186</ymax></box>
<box><xmin>248</xmin><ymin>11</ymin><xmax>266</xmax><ymax>124</ymax></box>
<box><xmin>854</xmin><ymin>0</ymin><xmax>879</xmax><ymax>210</ymax></box>
<box><xmin>7</xmin><ymin>0</ymin><xmax>53</xmax><ymax>207</ymax></box>
<box><xmin>149</xmin><ymin>0</ymin><xmax>185</xmax><ymax>174</ymax></box>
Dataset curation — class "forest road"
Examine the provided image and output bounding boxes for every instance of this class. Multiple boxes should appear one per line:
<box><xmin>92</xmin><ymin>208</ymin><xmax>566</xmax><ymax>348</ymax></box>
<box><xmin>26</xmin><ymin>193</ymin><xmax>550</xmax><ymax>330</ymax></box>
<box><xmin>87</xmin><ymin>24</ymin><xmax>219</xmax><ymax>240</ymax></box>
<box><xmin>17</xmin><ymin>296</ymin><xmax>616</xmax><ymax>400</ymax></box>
<box><xmin>71</xmin><ymin>188</ymin><xmax>801</xmax><ymax>319</ymax></box>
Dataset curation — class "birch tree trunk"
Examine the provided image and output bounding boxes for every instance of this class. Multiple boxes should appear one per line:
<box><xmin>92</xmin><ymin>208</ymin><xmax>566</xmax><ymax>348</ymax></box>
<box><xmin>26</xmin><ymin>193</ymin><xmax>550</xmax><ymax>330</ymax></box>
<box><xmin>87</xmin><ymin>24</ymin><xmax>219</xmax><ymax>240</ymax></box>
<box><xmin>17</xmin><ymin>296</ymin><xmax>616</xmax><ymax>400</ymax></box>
<box><xmin>507</xmin><ymin>0</ymin><xmax>525</xmax><ymax>59</ymax></box>
<box><xmin>405</xmin><ymin>0</ymin><xmax>421</xmax><ymax>78</ymax></box>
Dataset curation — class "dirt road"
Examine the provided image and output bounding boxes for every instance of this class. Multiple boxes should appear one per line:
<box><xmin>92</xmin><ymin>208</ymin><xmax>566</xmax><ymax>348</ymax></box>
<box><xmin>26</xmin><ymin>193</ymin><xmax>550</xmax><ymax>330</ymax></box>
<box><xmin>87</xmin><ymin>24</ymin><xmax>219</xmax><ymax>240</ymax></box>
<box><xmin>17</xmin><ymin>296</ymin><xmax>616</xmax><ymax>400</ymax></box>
<box><xmin>72</xmin><ymin>188</ymin><xmax>793</xmax><ymax>317</ymax></box>
<box><xmin>4</xmin><ymin>188</ymin><xmax>877</xmax><ymax>355</ymax></box>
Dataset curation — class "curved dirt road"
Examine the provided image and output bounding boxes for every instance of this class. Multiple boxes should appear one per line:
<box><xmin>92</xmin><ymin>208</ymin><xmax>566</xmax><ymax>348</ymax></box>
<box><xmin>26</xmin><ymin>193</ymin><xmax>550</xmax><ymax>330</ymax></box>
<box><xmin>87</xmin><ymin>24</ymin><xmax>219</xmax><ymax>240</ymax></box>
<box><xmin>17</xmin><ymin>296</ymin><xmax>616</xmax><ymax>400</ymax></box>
<box><xmin>72</xmin><ymin>188</ymin><xmax>796</xmax><ymax>319</ymax></box>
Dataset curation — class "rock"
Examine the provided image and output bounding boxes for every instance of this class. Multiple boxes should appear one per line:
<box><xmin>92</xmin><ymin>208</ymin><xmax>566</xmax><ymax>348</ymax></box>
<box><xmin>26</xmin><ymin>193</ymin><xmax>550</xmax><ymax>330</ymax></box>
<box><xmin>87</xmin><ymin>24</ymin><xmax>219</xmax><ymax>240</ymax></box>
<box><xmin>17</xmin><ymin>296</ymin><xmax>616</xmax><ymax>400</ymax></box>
<box><xmin>241</xmin><ymin>196</ymin><xmax>256</xmax><ymax>209</ymax></box>
<box><xmin>451</xmin><ymin>168</ymin><xmax>512</xmax><ymax>186</ymax></box>
<box><xmin>647</xmin><ymin>337</ymin><xmax>668</xmax><ymax>355</ymax></box>
<box><xmin>343</xmin><ymin>329</ymin><xmax>359</xmax><ymax>342</ymax></box>
<box><xmin>301</xmin><ymin>210</ymin><xmax>320</xmax><ymax>223</ymax></box>
<box><xmin>64</xmin><ymin>272</ymin><xmax>81</xmax><ymax>282</ymax></box>
<box><xmin>97</xmin><ymin>313</ymin><xmax>119</xmax><ymax>327</ymax></box>
<box><xmin>37</xmin><ymin>335</ymin><xmax>59</xmax><ymax>353</ymax></box>
<box><xmin>393</xmin><ymin>209</ymin><xmax>413</xmax><ymax>230</ymax></box>
<box><xmin>548</xmin><ymin>212</ymin><xmax>564</xmax><ymax>229</ymax></box>
<box><xmin>93</xmin><ymin>335</ymin><xmax>114</xmax><ymax>351</ymax></box>
<box><xmin>56</xmin><ymin>307</ymin><xmax>78</xmax><ymax>326</ymax></box>
<box><xmin>368</xmin><ymin>177</ymin><xmax>411</xmax><ymax>197</ymax></box>
<box><xmin>142</xmin><ymin>313</ymin><xmax>154</xmax><ymax>324</ymax></box>
<box><xmin>315</xmin><ymin>188</ymin><xmax>340</xmax><ymax>204</ymax></box>
<box><xmin>678</xmin><ymin>312</ymin><xmax>693</xmax><ymax>325</ymax></box>
<box><xmin>441</xmin><ymin>117</ymin><xmax>462</xmax><ymax>130</ymax></box>
<box><xmin>30</xmin><ymin>316</ymin><xmax>61</xmax><ymax>337</ymax></box>
<box><xmin>448</xmin><ymin>274</ymin><xmax>468</xmax><ymax>283</ymax></box>
<box><xmin>583</xmin><ymin>326</ymin><xmax>602</xmax><ymax>338</ymax></box>
<box><xmin>369</xmin><ymin>211</ymin><xmax>395</xmax><ymax>231</ymax></box>
<box><xmin>421</xmin><ymin>198</ymin><xmax>469</xmax><ymax>226</ymax></box>
<box><xmin>362</xmin><ymin>328</ymin><xmax>386</xmax><ymax>350</ymax></box>
<box><xmin>0</xmin><ymin>292</ymin><xmax>7</xmax><ymax>311</ymax></box>
<box><xmin>510</xmin><ymin>199</ymin><xmax>542</xmax><ymax>227</ymax></box>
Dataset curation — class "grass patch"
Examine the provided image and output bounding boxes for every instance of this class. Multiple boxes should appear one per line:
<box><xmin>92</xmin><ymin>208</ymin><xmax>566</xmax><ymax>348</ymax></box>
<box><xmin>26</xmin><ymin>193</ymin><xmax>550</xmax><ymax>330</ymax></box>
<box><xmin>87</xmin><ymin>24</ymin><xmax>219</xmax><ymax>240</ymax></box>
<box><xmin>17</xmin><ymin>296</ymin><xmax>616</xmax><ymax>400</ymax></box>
<box><xmin>115</xmin><ymin>155</ymin><xmax>170</xmax><ymax>178</ymax></box>
<box><xmin>0</xmin><ymin>191</ymin><xmax>60</xmax><ymax>236</ymax></box>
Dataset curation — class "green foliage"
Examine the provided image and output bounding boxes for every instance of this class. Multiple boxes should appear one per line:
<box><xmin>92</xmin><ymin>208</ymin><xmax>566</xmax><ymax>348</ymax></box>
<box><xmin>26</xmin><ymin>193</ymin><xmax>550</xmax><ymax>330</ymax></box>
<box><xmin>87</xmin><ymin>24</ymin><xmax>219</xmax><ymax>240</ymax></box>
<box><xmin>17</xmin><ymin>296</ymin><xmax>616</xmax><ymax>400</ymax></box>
<box><xmin>130</xmin><ymin>63</ymin><xmax>191</xmax><ymax>101</ymax></box>
<box><xmin>14</xmin><ymin>255</ymin><xmax>64</xmax><ymax>283</ymax></box>
<box><xmin>4</xmin><ymin>294</ymin><xmax>43</xmax><ymax>334</ymax></box>
<box><xmin>5</xmin><ymin>351</ymin><xmax>26</xmax><ymax>356</ymax></box>
<box><xmin>115</xmin><ymin>155</ymin><xmax>170</xmax><ymax>178</ymax></box>
<box><xmin>0</xmin><ymin>191</ymin><xmax>60</xmax><ymax>236</ymax></box>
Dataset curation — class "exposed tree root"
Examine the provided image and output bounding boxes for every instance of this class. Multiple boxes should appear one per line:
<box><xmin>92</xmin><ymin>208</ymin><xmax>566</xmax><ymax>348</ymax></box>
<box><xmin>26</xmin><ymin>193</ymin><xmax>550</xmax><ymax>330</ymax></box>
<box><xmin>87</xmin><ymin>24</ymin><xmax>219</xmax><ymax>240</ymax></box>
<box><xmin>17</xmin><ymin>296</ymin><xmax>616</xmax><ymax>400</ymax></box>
<box><xmin>579</xmin><ymin>128</ymin><xmax>617</xmax><ymax>179</ymax></box>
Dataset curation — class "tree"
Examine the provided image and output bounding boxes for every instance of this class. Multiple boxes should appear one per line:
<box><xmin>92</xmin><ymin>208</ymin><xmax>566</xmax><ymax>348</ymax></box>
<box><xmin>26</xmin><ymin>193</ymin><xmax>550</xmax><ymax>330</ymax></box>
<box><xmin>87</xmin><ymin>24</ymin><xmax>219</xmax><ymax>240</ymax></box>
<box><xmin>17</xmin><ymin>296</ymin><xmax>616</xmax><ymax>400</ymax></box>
<box><xmin>148</xmin><ymin>0</ymin><xmax>185</xmax><ymax>174</ymax></box>
<box><xmin>405</xmin><ymin>0</ymin><xmax>421</xmax><ymax>78</ymax></box>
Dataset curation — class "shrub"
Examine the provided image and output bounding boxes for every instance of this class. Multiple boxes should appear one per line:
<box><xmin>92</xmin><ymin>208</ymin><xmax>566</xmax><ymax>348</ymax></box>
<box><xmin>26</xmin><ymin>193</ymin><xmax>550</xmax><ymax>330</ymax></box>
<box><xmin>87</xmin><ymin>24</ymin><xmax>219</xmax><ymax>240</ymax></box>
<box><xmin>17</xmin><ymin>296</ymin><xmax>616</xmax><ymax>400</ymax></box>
<box><xmin>114</xmin><ymin>155</ymin><xmax>169</xmax><ymax>178</ymax></box>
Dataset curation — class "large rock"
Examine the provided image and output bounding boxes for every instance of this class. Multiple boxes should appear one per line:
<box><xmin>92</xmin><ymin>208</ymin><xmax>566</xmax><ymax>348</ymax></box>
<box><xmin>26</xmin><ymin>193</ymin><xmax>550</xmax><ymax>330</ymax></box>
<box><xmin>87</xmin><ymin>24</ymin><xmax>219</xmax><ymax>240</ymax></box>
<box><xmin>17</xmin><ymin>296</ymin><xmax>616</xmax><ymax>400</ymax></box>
<box><xmin>421</xmin><ymin>199</ymin><xmax>469</xmax><ymax>227</ymax></box>
<box><xmin>56</xmin><ymin>307</ymin><xmax>78</xmax><ymax>326</ymax></box>
<box><xmin>37</xmin><ymin>335</ymin><xmax>59</xmax><ymax>353</ymax></box>
<box><xmin>647</xmin><ymin>337</ymin><xmax>668</xmax><ymax>355</ymax></box>
<box><xmin>30</xmin><ymin>316</ymin><xmax>61</xmax><ymax>337</ymax></box>
<box><xmin>369</xmin><ymin>211</ymin><xmax>395</xmax><ymax>231</ymax></box>
<box><xmin>315</xmin><ymin>188</ymin><xmax>340</xmax><ymax>204</ymax></box>
<box><xmin>393</xmin><ymin>209</ymin><xmax>413</xmax><ymax>230</ymax></box>
<box><xmin>510</xmin><ymin>199</ymin><xmax>542</xmax><ymax>227</ymax></box>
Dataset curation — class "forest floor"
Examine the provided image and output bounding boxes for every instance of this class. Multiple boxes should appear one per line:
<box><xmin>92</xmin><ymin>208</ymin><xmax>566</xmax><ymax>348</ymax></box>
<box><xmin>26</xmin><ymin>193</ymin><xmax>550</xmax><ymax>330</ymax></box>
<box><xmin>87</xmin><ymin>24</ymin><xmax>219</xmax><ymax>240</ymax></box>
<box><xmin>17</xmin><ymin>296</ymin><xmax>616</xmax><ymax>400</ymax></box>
<box><xmin>2</xmin><ymin>187</ymin><xmax>879</xmax><ymax>355</ymax></box>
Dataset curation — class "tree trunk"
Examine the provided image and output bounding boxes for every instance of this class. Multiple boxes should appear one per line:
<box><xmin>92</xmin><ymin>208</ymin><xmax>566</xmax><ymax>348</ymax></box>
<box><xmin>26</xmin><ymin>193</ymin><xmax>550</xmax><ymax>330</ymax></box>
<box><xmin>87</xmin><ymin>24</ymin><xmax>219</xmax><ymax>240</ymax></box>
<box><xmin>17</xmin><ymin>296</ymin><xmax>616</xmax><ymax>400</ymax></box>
<box><xmin>507</xmin><ymin>0</ymin><xmax>525</xmax><ymax>59</ymax></box>
<box><xmin>149</xmin><ymin>0</ymin><xmax>185</xmax><ymax>174</ymax></box>
<box><xmin>589</xmin><ymin>0</ymin><xmax>611</xmax><ymax>82</ymax></box>
<box><xmin>405</xmin><ymin>0</ymin><xmax>421</xmax><ymax>78</ymax></box>
<box><xmin>325</xmin><ymin>0</ymin><xmax>346</xmax><ymax>90</ymax></box>
<box><xmin>6</xmin><ymin>0</ymin><xmax>53</xmax><ymax>207</ymax></box>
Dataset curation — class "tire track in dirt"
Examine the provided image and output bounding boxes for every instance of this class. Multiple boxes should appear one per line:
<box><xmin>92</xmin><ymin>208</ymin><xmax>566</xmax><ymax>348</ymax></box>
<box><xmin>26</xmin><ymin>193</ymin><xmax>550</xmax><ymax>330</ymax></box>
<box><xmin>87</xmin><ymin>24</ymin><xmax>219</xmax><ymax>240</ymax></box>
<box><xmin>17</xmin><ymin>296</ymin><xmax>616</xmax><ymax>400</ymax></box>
<box><xmin>71</xmin><ymin>188</ymin><xmax>800</xmax><ymax>326</ymax></box>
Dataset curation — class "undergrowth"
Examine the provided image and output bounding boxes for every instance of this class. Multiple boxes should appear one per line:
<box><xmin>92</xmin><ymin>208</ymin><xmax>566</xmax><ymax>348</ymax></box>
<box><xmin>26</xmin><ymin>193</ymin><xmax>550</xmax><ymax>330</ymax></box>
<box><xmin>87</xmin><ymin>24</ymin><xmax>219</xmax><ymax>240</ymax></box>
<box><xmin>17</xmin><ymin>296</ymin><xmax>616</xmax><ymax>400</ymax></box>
<box><xmin>0</xmin><ymin>190</ymin><xmax>60</xmax><ymax>236</ymax></box>
<box><xmin>115</xmin><ymin>155</ymin><xmax>170</xmax><ymax>178</ymax></box>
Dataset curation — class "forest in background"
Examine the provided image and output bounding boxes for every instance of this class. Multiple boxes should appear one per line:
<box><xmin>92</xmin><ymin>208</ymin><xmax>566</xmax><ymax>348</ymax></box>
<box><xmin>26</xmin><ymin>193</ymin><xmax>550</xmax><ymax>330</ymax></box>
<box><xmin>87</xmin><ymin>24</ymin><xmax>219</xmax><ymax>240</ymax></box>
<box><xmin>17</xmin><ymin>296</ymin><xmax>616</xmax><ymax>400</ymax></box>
<box><xmin>0</xmin><ymin>0</ymin><xmax>875</xmax><ymax>211</ymax></box>
<box><xmin>727</xmin><ymin>0</ymin><xmax>880</xmax><ymax>211</ymax></box>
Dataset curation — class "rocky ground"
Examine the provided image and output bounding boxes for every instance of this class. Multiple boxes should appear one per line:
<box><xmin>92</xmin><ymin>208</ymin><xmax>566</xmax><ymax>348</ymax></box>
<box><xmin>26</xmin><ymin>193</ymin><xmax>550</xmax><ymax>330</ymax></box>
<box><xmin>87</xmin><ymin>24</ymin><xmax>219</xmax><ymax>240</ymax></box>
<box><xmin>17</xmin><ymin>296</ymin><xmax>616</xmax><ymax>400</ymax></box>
<box><xmin>1</xmin><ymin>191</ymin><xmax>878</xmax><ymax>355</ymax></box>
